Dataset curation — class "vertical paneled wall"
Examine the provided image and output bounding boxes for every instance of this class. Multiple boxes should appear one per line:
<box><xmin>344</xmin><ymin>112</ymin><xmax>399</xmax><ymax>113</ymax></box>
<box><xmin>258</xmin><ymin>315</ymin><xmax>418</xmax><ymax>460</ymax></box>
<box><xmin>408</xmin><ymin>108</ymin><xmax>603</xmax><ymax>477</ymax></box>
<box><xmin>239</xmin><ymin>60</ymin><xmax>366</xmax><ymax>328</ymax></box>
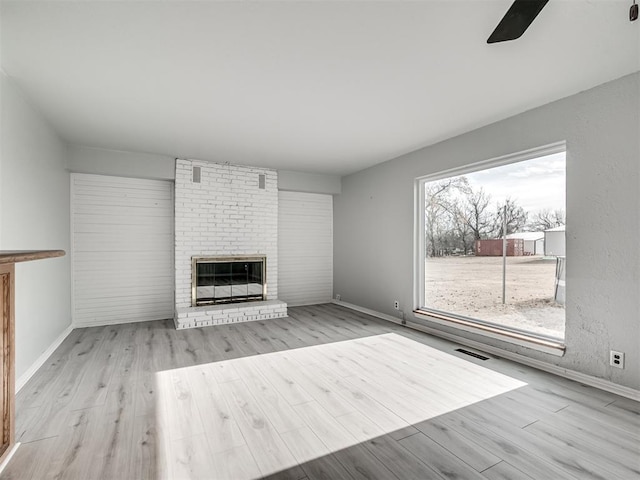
<box><xmin>278</xmin><ymin>191</ymin><xmax>333</xmax><ymax>306</ymax></box>
<box><xmin>71</xmin><ymin>173</ymin><xmax>174</xmax><ymax>326</ymax></box>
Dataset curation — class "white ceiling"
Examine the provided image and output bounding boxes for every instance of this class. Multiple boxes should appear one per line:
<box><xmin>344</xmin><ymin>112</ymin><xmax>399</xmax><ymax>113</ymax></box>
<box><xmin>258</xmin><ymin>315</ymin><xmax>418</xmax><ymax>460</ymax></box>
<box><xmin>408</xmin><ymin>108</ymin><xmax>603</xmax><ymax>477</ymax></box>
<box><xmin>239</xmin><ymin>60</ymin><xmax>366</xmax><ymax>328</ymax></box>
<box><xmin>1</xmin><ymin>1</ymin><xmax>638</xmax><ymax>176</ymax></box>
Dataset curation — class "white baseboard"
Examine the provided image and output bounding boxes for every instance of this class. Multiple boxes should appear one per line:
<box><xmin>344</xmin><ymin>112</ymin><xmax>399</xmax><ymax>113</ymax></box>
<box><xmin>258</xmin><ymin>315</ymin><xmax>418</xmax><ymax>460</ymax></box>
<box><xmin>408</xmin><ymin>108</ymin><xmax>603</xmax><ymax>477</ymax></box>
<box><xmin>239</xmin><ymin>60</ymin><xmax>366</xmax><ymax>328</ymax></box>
<box><xmin>331</xmin><ymin>299</ymin><xmax>404</xmax><ymax>325</ymax></box>
<box><xmin>0</xmin><ymin>443</ymin><xmax>20</xmax><ymax>475</ymax></box>
<box><xmin>16</xmin><ymin>324</ymin><xmax>74</xmax><ymax>393</ymax></box>
<box><xmin>334</xmin><ymin>300</ymin><xmax>640</xmax><ymax>402</ymax></box>
<box><xmin>288</xmin><ymin>299</ymin><xmax>334</xmax><ymax>308</ymax></box>
<box><xmin>72</xmin><ymin>316</ymin><xmax>168</xmax><ymax>328</ymax></box>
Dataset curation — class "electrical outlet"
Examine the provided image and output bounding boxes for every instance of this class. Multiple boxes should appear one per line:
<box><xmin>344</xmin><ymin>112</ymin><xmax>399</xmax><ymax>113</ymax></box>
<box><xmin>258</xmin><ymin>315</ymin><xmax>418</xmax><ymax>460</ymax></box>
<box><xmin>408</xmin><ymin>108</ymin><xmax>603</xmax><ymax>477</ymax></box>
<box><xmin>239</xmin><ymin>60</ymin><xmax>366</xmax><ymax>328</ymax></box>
<box><xmin>610</xmin><ymin>350</ymin><xmax>625</xmax><ymax>369</ymax></box>
<box><xmin>394</xmin><ymin>300</ymin><xmax>400</xmax><ymax>310</ymax></box>
<box><xmin>335</xmin><ymin>294</ymin><xmax>341</xmax><ymax>301</ymax></box>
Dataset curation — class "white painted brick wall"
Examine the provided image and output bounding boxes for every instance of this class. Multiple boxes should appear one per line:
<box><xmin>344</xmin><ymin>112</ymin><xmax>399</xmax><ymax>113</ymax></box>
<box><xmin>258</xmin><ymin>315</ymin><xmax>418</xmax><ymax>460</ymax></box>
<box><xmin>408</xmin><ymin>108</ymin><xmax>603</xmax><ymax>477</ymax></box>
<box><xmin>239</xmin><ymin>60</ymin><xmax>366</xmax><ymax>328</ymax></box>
<box><xmin>174</xmin><ymin>159</ymin><xmax>285</xmax><ymax>327</ymax></box>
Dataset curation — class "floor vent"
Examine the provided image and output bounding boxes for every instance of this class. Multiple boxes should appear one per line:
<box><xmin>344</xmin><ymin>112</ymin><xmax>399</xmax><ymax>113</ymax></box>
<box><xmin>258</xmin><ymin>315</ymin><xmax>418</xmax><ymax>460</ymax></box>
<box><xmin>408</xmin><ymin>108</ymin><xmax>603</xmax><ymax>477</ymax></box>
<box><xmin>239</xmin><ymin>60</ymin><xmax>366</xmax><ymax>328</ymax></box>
<box><xmin>455</xmin><ymin>348</ymin><xmax>490</xmax><ymax>360</ymax></box>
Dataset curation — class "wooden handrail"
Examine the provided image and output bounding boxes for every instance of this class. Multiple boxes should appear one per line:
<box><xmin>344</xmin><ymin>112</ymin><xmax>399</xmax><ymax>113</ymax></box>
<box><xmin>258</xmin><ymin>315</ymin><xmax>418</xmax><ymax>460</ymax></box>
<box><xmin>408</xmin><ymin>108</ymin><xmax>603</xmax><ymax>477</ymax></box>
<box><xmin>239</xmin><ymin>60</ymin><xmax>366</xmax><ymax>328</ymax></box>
<box><xmin>0</xmin><ymin>250</ymin><xmax>65</xmax><ymax>264</ymax></box>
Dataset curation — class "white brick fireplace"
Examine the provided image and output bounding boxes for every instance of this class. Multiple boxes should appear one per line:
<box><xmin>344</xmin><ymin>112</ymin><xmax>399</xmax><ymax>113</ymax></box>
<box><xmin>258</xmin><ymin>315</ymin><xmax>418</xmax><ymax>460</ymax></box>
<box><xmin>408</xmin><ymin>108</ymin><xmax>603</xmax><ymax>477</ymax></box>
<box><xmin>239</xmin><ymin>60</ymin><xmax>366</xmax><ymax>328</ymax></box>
<box><xmin>174</xmin><ymin>159</ymin><xmax>287</xmax><ymax>329</ymax></box>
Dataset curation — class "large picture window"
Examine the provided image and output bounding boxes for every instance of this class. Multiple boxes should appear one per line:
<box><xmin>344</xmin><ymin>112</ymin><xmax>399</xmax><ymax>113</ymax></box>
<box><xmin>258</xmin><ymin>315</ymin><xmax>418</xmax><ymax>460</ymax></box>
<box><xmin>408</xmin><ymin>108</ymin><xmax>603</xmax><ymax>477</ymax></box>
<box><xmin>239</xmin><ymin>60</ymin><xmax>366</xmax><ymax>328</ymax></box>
<box><xmin>415</xmin><ymin>144</ymin><xmax>566</xmax><ymax>343</ymax></box>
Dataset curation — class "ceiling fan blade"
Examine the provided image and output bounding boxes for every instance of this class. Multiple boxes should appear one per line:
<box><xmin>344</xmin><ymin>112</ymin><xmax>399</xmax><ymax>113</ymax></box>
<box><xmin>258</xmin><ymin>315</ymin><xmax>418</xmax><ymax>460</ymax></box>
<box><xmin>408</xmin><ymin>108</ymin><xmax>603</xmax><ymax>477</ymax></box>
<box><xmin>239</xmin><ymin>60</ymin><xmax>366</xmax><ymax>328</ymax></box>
<box><xmin>487</xmin><ymin>0</ymin><xmax>549</xmax><ymax>44</ymax></box>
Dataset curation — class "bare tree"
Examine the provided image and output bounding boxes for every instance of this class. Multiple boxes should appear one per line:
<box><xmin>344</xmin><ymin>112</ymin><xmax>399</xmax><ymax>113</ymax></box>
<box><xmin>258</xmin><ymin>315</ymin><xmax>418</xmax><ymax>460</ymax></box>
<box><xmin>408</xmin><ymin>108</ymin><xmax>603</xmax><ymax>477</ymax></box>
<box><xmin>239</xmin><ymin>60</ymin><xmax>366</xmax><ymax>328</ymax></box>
<box><xmin>425</xmin><ymin>178</ymin><xmax>467</xmax><ymax>257</ymax></box>
<box><xmin>462</xmin><ymin>187</ymin><xmax>493</xmax><ymax>241</ymax></box>
<box><xmin>425</xmin><ymin>181</ymin><xmax>450</xmax><ymax>257</ymax></box>
<box><xmin>494</xmin><ymin>198</ymin><xmax>528</xmax><ymax>237</ymax></box>
<box><xmin>450</xmin><ymin>203</ymin><xmax>474</xmax><ymax>254</ymax></box>
<box><xmin>528</xmin><ymin>208</ymin><xmax>565</xmax><ymax>231</ymax></box>
<box><xmin>424</xmin><ymin>172</ymin><xmax>566</xmax><ymax>254</ymax></box>
<box><xmin>425</xmin><ymin>180</ymin><xmax>545</xmax><ymax>254</ymax></box>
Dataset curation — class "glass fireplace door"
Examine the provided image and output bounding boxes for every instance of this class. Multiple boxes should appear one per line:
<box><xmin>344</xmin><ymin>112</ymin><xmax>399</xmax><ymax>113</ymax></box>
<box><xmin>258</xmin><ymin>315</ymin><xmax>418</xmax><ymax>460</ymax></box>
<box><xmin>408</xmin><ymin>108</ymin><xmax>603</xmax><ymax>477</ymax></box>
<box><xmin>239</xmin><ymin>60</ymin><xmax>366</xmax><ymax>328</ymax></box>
<box><xmin>193</xmin><ymin>256</ymin><xmax>265</xmax><ymax>306</ymax></box>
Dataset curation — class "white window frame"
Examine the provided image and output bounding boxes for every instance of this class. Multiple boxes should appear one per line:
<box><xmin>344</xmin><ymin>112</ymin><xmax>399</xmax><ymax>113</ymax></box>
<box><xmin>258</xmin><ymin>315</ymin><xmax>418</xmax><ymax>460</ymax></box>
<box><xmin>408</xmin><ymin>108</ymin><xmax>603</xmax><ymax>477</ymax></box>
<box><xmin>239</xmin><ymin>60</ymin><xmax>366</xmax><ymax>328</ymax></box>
<box><xmin>413</xmin><ymin>141</ymin><xmax>567</xmax><ymax>355</ymax></box>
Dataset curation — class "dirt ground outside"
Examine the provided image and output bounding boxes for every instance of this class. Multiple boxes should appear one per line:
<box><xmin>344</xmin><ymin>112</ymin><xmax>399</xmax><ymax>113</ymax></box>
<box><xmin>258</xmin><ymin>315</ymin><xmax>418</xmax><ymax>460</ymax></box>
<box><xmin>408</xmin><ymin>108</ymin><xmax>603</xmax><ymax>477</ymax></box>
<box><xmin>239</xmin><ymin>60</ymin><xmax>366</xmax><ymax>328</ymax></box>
<box><xmin>424</xmin><ymin>256</ymin><xmax>565</xmax><ymax>339</ymax></box>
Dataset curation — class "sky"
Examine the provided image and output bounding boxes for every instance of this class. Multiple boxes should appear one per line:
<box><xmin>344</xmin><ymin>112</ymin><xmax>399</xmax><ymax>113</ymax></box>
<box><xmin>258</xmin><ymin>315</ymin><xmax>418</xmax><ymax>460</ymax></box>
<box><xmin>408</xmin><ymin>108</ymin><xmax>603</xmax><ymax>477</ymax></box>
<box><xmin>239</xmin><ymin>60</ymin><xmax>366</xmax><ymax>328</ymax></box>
<box><xmin>452</xmin><ymin>151</ymin><xmax>566</xmax><ymax>213</ymax></box>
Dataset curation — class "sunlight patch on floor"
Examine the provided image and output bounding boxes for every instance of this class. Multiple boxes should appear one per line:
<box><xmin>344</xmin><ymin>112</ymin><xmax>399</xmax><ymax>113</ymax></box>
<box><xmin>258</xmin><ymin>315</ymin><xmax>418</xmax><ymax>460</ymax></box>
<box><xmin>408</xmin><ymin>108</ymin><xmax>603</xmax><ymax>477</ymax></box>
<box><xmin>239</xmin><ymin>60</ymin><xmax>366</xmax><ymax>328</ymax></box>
<box><xmin>155</xmin><ymin>333</ymin><xmax>527</xmax><ymax>479</ymax></box>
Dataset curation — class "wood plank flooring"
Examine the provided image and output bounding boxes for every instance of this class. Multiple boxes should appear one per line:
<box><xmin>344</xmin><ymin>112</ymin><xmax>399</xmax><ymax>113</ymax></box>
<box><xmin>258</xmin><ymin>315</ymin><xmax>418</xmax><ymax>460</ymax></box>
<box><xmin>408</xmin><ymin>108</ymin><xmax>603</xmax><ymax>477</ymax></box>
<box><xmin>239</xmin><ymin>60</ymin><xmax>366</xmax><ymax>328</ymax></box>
<box><xmin>3</xmin><ymin>303</ymin><xmax>639</xmax><ymax>479</ymax></box>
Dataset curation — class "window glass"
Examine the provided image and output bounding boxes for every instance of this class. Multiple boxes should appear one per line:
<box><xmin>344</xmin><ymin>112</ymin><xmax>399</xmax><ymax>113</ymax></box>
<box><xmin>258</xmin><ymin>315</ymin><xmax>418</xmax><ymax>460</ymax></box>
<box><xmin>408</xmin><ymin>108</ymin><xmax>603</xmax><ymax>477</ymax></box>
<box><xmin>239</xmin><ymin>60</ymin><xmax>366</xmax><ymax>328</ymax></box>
<box><xmin>421</xmin><ymin>151</ymin><xmax>566</xmax><ymax>340</ymax></box>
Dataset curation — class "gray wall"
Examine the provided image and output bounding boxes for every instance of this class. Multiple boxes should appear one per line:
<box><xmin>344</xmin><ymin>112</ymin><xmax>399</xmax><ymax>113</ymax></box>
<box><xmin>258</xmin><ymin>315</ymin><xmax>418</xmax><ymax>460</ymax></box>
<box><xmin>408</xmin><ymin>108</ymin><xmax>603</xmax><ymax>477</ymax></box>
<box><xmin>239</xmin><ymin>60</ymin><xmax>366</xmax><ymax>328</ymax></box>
<box><xmin>67</xmin><ymin>145</ymin><xmax>175</xmax><ymax>180</ymax></box>
<box><xmin>67</xmin><ymin>147</ymin><xmax>342</xmax><ymax>195</ymax></box>
<box><xmin>1</xmin><ymin>74</ymin><xmax>72</xmax><ymax>380</ymax></box>
<box><xmin>334</xmin><ymin>72</ymin><xmax>640</xmax><ymax>389</ymax></box>
<box><xmin>278</xmin><ymin>170</ymin><xmax>341</xmax><ymax>195</ymax></box>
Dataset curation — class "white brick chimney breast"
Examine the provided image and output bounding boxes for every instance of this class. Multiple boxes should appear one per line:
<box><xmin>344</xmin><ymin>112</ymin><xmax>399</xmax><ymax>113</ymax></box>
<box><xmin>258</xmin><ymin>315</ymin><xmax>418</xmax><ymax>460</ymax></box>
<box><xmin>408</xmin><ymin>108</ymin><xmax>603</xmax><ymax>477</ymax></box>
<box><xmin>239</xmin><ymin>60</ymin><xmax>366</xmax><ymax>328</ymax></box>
<box><xmin>174</xmin><ymin>159</ymin><xmax>287</xmax><ymax>329</ymax></box>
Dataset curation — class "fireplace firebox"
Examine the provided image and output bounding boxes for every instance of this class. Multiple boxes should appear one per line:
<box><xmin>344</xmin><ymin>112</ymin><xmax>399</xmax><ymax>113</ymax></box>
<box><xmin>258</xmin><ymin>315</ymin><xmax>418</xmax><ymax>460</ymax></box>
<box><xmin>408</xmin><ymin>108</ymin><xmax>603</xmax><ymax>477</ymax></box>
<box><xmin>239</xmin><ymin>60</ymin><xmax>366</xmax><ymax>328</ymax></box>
<box><xmin>192</xmin><ymin>256</ymin><xmax>266</xmax><ymax>306</ymax></box>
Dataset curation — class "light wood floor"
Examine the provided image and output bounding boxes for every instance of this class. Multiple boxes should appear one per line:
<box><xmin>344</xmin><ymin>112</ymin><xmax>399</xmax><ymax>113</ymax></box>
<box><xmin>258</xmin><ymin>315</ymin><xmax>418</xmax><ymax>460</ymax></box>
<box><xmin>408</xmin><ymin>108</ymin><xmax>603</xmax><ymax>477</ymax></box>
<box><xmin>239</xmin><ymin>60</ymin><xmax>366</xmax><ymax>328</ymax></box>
<box><xmin>2</xmin><ymin>304</ymin><xmax>639</xmax><ymax>479</ymax></box>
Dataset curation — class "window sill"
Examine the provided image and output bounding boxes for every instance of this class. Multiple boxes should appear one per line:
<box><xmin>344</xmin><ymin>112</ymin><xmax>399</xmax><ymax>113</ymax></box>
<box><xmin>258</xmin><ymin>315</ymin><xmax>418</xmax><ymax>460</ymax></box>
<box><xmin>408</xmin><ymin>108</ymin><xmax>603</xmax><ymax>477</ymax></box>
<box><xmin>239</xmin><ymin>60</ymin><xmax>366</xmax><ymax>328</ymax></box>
<box><xmin>413</xmin><ymin>309</ymin><xmax>566</xmax><ymax>357</ymax></box>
